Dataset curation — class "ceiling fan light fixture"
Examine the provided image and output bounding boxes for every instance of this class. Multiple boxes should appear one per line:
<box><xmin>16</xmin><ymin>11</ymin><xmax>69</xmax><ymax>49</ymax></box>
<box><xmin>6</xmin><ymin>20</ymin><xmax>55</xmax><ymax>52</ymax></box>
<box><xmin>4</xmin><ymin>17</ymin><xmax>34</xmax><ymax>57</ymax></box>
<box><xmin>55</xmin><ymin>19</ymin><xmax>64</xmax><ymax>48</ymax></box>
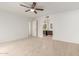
<box><xmin>20</xmin><ymin>2</ymin><xmax>44</xmax><ymax>14</ymax></box>
<box><xmin>30</xmin><ymin>9</ymin><xmax>35</xmax><ymax>12</ymax></box>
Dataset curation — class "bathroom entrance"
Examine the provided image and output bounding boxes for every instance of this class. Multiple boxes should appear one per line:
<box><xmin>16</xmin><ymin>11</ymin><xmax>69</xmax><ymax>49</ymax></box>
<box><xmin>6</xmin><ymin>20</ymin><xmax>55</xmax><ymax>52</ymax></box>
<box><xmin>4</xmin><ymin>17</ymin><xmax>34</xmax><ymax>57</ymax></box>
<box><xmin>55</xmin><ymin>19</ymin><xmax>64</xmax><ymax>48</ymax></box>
<box><xmin>43</xmin><ymin>16</ymin><xmax>53</xmax><ymax>37</ymax></box>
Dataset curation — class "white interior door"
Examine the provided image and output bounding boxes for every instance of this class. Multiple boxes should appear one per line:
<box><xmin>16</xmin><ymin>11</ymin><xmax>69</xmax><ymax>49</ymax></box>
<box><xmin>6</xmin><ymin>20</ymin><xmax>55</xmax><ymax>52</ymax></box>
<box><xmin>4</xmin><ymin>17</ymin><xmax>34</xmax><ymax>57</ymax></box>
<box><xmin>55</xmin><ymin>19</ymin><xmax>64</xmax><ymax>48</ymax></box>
<box><xmin>32</xmin><ymin>20</ymin><xmax>37</xmax><ymax>37</ymax></box>
<box><xmin>28</xmin><ymin>22</ymin><xmax>32</xmax><ymax>37</ymax></box>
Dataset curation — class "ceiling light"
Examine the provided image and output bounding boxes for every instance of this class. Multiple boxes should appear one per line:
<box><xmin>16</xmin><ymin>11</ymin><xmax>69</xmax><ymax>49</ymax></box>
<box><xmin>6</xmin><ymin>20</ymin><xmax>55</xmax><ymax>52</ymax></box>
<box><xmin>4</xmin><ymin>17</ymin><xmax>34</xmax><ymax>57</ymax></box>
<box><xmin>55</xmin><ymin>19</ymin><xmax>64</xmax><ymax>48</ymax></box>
<box><xmin>30</xmin><ymin>9</ymin><xmax>35</xmax><ymax>12</ymax></box>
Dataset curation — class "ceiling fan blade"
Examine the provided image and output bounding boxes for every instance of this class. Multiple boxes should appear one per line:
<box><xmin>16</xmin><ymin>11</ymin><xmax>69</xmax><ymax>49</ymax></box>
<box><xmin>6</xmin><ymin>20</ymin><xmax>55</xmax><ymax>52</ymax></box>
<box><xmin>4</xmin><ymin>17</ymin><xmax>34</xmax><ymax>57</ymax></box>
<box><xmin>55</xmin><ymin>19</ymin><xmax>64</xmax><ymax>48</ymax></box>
<box><xmin>34</xmin><ymin>11</ymin><xmax>37</xmax><ymax>14</ymax></box>
<box><xmin>32</xmin><ymin>2</ymin><xmax>36</xmax><ymax>8</ymax></box>
<box><xmin>20</xmin><ymin>4</ymin><xmax>30</xmax><ymax>8</ymax></box>
<box><xmin>25</xmin><ymin>9</ymin><xmax>30</xmax><ymax>12</ymax></box>
<box><xmin>36</xmin><ymin>8</ymin><xmax>44</xmax><ymax>11</ymax></box>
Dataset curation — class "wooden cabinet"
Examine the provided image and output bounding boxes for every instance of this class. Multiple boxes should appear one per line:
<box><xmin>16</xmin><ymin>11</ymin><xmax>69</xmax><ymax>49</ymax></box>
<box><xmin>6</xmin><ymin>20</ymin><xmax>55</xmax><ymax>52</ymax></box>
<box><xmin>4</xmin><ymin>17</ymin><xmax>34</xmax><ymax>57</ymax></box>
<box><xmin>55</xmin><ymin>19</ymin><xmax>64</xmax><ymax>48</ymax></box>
<box><xmin>43</xmin><ymin>31</ymin><xmax>53</xmax><ymax>36</ymax></box>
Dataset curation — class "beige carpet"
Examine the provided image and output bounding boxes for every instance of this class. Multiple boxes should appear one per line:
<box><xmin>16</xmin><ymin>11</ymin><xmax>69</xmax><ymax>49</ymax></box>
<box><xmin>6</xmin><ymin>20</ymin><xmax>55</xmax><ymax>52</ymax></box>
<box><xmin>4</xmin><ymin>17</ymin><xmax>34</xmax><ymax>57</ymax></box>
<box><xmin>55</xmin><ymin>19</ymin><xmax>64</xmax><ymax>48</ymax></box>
<box><xmin>0</xmin><ymin>37</ymin><xmax>79</xmax><ymax>56</ymax></box>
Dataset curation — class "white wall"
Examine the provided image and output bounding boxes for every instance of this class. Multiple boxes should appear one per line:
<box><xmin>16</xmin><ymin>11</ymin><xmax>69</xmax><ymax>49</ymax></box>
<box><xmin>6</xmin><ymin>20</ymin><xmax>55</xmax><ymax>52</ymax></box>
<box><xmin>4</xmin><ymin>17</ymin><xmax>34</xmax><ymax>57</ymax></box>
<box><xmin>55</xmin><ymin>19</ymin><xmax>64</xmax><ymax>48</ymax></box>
<box><xmin>0</xmin><ymin>11</ymin><xmax>29</xmax><ymax>42</ymax></box>
<box><xmin>37</xmin><ymin>9</ymin><xmax>79</xmax><ymax>44</ymax></box>
<box><xmin>53</xmin><ymin>9</ymin><xmax>79</xmax><ymax>44</ymax></box>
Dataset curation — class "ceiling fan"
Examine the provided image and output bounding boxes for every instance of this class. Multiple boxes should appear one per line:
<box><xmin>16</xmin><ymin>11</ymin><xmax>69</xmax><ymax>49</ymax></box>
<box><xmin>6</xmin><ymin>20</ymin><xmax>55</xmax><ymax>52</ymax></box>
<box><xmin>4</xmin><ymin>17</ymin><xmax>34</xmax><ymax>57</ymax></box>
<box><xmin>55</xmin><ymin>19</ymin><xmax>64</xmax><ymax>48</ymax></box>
<box><xmin>20</xmin><ymin>2</ymin><xmax>44</xmax><ymax>14</ymax></box>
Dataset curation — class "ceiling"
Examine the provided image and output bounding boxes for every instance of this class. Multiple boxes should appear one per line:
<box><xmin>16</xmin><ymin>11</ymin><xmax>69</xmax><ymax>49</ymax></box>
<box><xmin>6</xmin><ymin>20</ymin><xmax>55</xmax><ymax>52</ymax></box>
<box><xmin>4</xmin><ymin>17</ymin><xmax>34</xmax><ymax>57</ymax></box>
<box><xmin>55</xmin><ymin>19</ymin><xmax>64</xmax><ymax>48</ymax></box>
<box><xmin>0</xmin><ymin>2</ymin><xmax>79</xmax><ymax>18</ymax></box>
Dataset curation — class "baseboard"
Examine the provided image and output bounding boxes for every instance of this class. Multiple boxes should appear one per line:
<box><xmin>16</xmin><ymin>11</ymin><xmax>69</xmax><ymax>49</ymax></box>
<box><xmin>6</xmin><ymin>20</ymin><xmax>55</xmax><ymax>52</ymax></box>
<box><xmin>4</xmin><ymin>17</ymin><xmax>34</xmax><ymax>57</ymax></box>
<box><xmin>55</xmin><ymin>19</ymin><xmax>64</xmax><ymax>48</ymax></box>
<box><xmin>0</xmin><ymin>37</ymin><xmax>28</xmax><ymax>44</ymax></box>
<box><xmin>53</xmin><ymin>39</ymin><xmax>79</xmax><ymax>44</ymax></box>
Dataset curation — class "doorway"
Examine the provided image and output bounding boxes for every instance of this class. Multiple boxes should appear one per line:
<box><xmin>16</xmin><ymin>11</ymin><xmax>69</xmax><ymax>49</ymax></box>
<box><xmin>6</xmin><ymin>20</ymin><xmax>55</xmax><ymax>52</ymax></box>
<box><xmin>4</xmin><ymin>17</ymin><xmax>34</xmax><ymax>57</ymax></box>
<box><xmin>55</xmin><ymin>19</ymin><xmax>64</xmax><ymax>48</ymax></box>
<box><xmin>43</xmin><ymin>16</ymin><xmax>53</xmax><ymax>37</ymax></box>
